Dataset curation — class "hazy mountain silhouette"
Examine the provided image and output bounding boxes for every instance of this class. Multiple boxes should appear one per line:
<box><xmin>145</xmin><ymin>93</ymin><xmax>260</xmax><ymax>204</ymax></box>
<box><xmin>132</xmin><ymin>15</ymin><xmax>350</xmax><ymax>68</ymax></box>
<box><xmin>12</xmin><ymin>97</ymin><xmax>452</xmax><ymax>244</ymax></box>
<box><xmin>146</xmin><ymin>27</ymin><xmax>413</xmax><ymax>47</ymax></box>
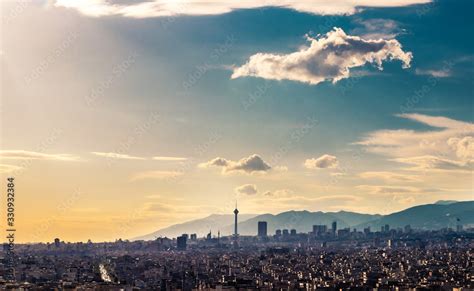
<box><xmin>133</xmin><ymin>214</ymin><xmax>257</xmax><ymax>240</ymax></box>
<box><xmin>355</xmin><ymin>201</ymin><xmax>473</xmax><ymax>230</ymax></box>
<box><xmin>220</xmin><ymin>210</ymin><xmax>381</xmax><ymax>236</ymax></box>
<box><xmin>134</xmin><ymin>201</ymin><xmax>473</xmax><ymax>241</ymax></box>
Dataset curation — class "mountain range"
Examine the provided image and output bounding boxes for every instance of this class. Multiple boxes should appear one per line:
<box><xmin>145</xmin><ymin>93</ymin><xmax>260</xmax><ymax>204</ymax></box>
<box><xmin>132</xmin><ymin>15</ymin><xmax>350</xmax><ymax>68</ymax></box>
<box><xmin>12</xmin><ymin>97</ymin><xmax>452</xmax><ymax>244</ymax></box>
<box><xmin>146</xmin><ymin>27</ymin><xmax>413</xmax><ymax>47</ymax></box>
<box><xmin>133</xmin><ymin>201</ymin><xmax>473</xmax><ymax>241</ymax></box>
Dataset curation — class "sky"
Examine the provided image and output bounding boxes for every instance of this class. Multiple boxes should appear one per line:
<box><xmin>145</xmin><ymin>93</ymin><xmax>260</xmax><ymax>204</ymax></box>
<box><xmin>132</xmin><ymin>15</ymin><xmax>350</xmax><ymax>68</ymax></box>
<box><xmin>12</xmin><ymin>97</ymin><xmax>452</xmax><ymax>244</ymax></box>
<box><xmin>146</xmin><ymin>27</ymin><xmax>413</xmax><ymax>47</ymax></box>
<box><xmin>0</xmin><ymin>0</ymin><xmax>473</xmax><ymax>243</ymax></box>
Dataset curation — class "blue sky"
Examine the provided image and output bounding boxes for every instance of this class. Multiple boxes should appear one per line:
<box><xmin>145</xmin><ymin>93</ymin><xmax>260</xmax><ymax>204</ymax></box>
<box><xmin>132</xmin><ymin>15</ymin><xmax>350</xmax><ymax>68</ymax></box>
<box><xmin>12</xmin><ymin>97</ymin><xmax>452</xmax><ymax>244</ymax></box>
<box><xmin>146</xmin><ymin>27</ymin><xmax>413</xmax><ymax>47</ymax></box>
<box><xmin>1</xmin><ymin>0</ymin><xmax>473</xmax><ymax>242</ymax></box>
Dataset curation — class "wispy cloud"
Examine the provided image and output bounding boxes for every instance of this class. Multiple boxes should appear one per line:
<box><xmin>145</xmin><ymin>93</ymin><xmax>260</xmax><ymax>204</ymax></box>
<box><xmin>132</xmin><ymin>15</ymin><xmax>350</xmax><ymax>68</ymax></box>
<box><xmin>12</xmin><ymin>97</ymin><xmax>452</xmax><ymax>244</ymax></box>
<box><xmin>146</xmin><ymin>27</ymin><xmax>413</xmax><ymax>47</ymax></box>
<box><xmin>91</xmin><ymin>152</ymin><xmax>145</xmax><ymax>160</ymax></box>
<box><xmin>351</xmin><ymin>18</ymin><xmax>403</xmax><ymax>40</ymax></box>
<box><xmin>359</xmin><ymin>171</ymin><xmax>420</xmax><ymax>182</ymax></box>
<box><xmin>393</xmin><ymin>155</ymin><xmax>473</xmax><ymax>172</ymax></box>
<box><xmin>356</xmin><ymin>114</ymin><xmax>474</xmax><ymax>160</ymax></box>
<box><xmin>356</xmin><ymin>184</ymin><xmax>441</xmax><ymax>195</ymax></box>
<box><xmin>54</xmin><ymin>0</ymin><xmax>431</xmax><ymax>18</ymax></box>
<box><xmin>152</xmin><ymin>156</ymin><xmax>187</xmax><ymax>161</ymax></box>
<box><xmin>0</xmin><ymin>150</ymin><xmax>80</xmax><ymax>161</ymax></box>
<box><xmin>130</xmin><ymin>170</ymin><xmax>183</xmax><ymax>181</ymax></box>
<box><xmin>415</xmin><ymin>68</ymin><xmax>451</xmax><ymax>78</ymax></box>
<box><xmin>231</xmin><ymin>28</ymin><xmax>412</xmax><ymax>85</ymax></box>
<box><xmin>0</xmin><ymin>164</ymin><xmax>23</xmax><ymax>173</ymax></box>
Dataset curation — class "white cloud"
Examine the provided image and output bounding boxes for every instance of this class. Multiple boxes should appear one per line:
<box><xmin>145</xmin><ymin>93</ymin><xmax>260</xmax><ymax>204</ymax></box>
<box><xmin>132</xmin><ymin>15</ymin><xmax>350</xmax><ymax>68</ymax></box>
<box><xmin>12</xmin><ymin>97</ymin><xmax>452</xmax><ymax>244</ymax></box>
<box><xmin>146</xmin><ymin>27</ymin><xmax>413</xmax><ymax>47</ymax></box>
<box><xmin>393</xmin><ymin>155</ymin><xmax>473</xmax><ymax>172</ymax></box>
<box><xmin>263</xmin><ymin>189</ymin><xmax>293</xmax><ymax>197</ymax></box>
<box><xmin>152</xmin><ymin>156</ymin><xmax>187</xmax><ymax>161</ymax></box>
<box><xmin>231</xmin><ymin>28</ymin><xmax>412</xmax><ymax>85</ymax></box>
<box><xmin>0</xmin><ymin>164</ymin><xmax>23</xmax><ymax>174</ymax></box>
<box><xmin>356</xmin><ymin>185</ymin><xmax>440</xmax><ymax>195</ymax></box>
<box><xmin>352</xmin><ymin>18</ymin><xmax>402</xmax><ymax>40</ymax></box>
<box><xmin>447</xmin><ymin>136</ymin><xmax>474</xmax><ymax>160</ymax></box>
<box><xmin>130</xmin><ymin>170</ymin><xmax>183</xmax><ymax>181</ymax></box>
<box><xmin>199</xmin><ymin>154</ymin><xmax>272</xmax><ymax>174</ymax></box>
<box><xmin>91</xmin><ymin>152</ymin><xmax>145</xmax><ymax>160</ymax></box>
<box><xmin>54</xmin><ymin>0</ymin><xmax>432</xmax><ymax>18</ymax></box>
<box><xmin>415</xmin><ymin>68</ymin><xmax>451</xmax><ymax>78</ymax></box>
<box><xmin>235</xmin><ymin>184</ymin><xmax>258</xmax><ymax>195</ymax></box>
<box><xmin>0</xmin><ymin>150</ymin><xmax>80</xmax><ymax>161</ymax></box>
<box><xmin>359</xmin><ymin>171</ymin><xmax>420</xmax><ymax>182</ymax></box>
<box><xmin>356</xmin><ymin>114</ymin><xmax>474</xmax><ymax>159</ymax></box>
<box><xmin>304</xmin><ymin>154</ymin><xmax>339</xmax><ymax>169</ymax></box>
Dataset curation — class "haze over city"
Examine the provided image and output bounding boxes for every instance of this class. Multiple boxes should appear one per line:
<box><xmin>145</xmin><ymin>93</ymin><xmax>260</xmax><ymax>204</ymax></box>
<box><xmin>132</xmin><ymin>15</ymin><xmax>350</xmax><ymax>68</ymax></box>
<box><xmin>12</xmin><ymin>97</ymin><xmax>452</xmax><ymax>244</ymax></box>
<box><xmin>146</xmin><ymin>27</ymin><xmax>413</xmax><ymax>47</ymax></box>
<box><xmin>1</xmin><ymin>0</ymin><xmax>473</xmax><ymax>244</ymax></box>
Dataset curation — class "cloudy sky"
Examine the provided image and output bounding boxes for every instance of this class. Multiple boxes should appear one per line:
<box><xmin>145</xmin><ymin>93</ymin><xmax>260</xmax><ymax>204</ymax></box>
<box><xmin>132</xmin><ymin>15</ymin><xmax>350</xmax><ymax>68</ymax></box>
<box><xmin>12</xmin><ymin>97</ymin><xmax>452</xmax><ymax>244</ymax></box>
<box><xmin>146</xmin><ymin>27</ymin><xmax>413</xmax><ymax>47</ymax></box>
<box><xmin>1</xmin><ymin>0</ymin><xmax>473</xmax><ymax>242</ymax></box>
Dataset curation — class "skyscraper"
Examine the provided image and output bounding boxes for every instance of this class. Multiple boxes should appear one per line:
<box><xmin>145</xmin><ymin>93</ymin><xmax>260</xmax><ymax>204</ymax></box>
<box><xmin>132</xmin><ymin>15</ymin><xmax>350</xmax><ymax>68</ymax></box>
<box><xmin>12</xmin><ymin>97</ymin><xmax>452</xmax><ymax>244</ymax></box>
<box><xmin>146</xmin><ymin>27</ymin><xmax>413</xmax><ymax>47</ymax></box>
<box><xmin>234</xmin><ymin>202</ymin><xmax>239</xmax><ymax>237</ymax></box>
<box><xmin>258</xmin><ymin>221</ymin><xmax>267</xmax><ymax>237</ymax></box>
<box><xmin>332</xmin><ymin>221</ymin><xmax>337</xmax><ymax>235</ymax></box>
<box><xmin>177</xmin><ymin>235</ymin><xmax>187</xmax><ymax>250</ymax></box>
<box><xmin>313</xmin><ymin>225</ymin><xmax>327</xmax><ymax>236</ymax></box>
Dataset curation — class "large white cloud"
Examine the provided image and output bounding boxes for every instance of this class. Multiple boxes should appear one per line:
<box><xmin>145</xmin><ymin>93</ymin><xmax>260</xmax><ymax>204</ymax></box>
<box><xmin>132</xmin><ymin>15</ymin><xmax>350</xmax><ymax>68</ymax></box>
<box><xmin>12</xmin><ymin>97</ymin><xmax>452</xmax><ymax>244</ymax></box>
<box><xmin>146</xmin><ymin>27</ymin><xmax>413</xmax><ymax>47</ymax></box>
<box><xmin>304</xmin><ymin>154</ymin><xmax>339</xmax><ymax>169</ymax></box>
<box><xmin>199</xmin><ymin>154</ymin><xmax>271</xmax><ymax>174</ymax></box>
<box><xmin>231</xmin><ymin>28</ymin><xmax>412</xmax><ymax>85</ymax></box>
<box><xmin>54</xmin><ymin>0</ymin><xmax>431</xmax><ymax>18</ymax></box>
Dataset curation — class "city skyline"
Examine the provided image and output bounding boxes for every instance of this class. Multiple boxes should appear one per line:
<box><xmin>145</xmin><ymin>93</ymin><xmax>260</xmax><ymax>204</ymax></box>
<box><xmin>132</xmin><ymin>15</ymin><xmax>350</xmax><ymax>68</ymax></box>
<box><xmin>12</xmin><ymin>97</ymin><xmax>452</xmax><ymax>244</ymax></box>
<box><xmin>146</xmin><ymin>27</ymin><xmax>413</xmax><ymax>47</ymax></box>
<box><xmin>1</xmin><ymin>0</ymin><xmax>473</xmax><ymax>243</ymax></box>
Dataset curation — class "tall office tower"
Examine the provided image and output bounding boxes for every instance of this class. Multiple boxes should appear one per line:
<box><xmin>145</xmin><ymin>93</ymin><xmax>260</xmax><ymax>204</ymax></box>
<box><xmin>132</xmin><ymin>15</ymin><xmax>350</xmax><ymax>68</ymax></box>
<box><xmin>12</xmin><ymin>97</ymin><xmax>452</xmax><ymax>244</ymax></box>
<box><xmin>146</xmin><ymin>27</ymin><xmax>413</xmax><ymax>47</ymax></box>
<box><xmin>275</xmin><ymin>229</ymin><xmax>282</xmax><ymax>236</ymax></box>
<box><xmin>313</xmin><ymin>225</ymin><xmax>327</xmax><ymax>236</ymax></box>
<box><xmin>177</xmin><ymin>235</ymin><xmax>187</xmax><ymax>250</ymax></box>
<box><xmin>234</xmin><ymin>202</ymin><xmax>239</xmax><ymax>237</ymax></box>
<box><xmin>290</xmin><ymin>229</ymin><xmax>297</xmax><ymax>236</ymax></box>
<box><xmin>332</xmin><ymin>221</ymin><xmax>337</xmax><ymax>235</ymax></box>
<box><xmin>258</xmin><ymin>221</ymin><xmax>268</xmax><ymax>237</ymax></box>
<box><xmin>385</xmin><ymin>224</ymin><xmax>390</xmax><ymax>232</ymax></box>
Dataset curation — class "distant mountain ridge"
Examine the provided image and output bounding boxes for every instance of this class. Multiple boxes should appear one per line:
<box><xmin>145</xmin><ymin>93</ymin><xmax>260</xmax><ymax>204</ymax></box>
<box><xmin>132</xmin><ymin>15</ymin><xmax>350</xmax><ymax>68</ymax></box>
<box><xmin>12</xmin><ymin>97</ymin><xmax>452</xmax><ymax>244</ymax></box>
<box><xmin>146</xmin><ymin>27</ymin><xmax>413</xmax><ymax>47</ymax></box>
<box><xmin>355</xmin><ymin>201</ymin><xmax>473</xmax><ymax>230</ymax></box>
<box><xmin>134</xmin><ymin>201</ymin><xmax>473</xmax><ymax>241</ymax></box>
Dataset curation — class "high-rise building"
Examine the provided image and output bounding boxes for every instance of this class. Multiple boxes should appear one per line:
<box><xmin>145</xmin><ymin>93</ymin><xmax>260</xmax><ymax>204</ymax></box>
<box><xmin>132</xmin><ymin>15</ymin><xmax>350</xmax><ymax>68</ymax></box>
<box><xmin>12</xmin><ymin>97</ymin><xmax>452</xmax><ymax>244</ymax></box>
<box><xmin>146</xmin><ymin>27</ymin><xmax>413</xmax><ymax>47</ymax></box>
<box><xmin>364</xmin><ymin>227</ymin><xmax>371</xmax><ymax>235</ymax></box>
<box><xmin>313</xmin><ymin>225</ymin><xmax>327</xmax><ymax>236</ymax></box>
<box><xmin>282</xmin><ymin>229</ymin><xmax>289</xmax><ymax>236</ymax></box>
<box><xmin>290</xmin><ymin>229</ymin><xmax>297</xmax><ymax>236</ymax></box>
<box><xmin>404</xmin><ymin>225</ymin><xmax>411</xmax><ymax>233</ymax></box>
<box><xmin>332</xmin><ymin>221</ymin><xmax>337</xmax><ymax>234</ymax></box>
<box><xmin>54</xmin><ymin>238</ymin><xmax>60</xmax><ymax>248</ymax></box>
<box><xmin>190</xmin><ymin>233</ymin><xmax>197</xmax><ymax>240</ymax></box>
<box><xmin>258</xmin><ymin>221</ymin><xmax>267</xmax><ymax>237</ymax></box>
<box><xmin>234</xmin><ymin>202</ymin><xmax>239</xmax><ymax>237</ymax></box>
<box><xmin>275</xmin><ymin>229</ymin><xmax>282</xmax><ymax>236</ymax></box>
<box><xmin>384</xmin><ymin>224</ymin><xmax>390</xmax><ymax>232</ymax></box>
<box><xmin>177</xmin><ymin>235</ymin><xmax>187</xmax><ymax>250</ymax></box>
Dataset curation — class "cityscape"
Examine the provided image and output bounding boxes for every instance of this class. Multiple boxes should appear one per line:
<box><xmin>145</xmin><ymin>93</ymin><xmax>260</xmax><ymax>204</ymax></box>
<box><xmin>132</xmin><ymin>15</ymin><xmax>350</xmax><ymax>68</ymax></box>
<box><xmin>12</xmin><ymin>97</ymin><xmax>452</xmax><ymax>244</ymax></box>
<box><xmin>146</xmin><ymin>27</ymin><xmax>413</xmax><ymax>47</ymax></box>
<box><xmin>2</xmin><ymin>0</ymin><xmax>474</xmax><ymax>290</ymax></box>
<box><xmin>1</xmin><ymin>203</ymin><xmax>473</xmax><ymax>289</ymax></box>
